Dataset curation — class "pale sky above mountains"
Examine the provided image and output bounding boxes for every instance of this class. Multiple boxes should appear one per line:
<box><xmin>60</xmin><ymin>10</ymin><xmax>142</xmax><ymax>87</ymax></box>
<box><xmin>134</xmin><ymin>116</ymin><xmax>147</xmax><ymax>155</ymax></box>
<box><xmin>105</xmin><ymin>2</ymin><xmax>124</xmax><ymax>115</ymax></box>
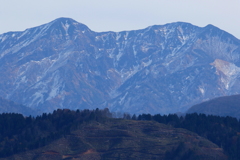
<box><xmin>1</xmin><ymin>0</ymin><xmax>240</xmax><ymax>38</ymax></box>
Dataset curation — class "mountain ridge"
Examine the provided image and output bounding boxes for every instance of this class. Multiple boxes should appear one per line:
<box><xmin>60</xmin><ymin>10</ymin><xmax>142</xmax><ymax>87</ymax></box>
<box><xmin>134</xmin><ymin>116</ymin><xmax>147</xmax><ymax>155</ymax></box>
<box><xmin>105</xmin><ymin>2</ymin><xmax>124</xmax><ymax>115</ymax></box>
<box><xmin>1</xmin><ymin>17</ymin><xmax>240</xmax><ymax>115</ymax></box>
<box><xmin>0</xmin><ymin>97</ymin><xmax>38</xmax><ymax>116</ymax></box>
<box><xmin>187</xmin><ymin>94</ymin><xmax>240</xmax><ymax>118</ymax></box>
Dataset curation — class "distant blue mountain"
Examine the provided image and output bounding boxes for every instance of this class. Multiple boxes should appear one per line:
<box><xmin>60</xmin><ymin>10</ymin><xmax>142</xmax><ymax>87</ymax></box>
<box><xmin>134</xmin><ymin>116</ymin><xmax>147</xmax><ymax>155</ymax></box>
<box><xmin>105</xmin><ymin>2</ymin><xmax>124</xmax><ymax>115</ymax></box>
<box><xmin>187</xmin><ymin>94</ymin><xmax>240</xmax><ymax>118</ymax></box>
<box><xmin>0</xmin><ymin>97</ymin><xmax>38</xmax><ymax>116</ymax></box>
<box><xmin>0</xmin><ymin>17</ymin><xmax>240</xmax><ymax>115</ymax></box>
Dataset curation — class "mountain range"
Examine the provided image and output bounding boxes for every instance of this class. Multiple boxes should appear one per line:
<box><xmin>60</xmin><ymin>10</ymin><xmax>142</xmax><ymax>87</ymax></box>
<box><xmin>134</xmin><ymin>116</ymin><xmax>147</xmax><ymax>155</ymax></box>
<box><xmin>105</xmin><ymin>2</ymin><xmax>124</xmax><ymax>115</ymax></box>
<box><xmin>1</xmin><ymin>17</ymin><xmax>240</xmax><ymax>115</ymax></box>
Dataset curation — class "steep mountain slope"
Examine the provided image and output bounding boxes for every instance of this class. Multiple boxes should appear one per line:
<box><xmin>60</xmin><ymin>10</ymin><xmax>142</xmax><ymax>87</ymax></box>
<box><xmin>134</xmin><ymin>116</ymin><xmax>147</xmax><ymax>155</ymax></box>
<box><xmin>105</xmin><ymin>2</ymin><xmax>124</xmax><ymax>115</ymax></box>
<box><xmin>0</xmin><ymin>17</ymin><xmax>240</xmax><ymax>114</ymax></box>
<box><xmin>187</xmin><ymin>94</ymin><xmax>240</xmax><ymax>118</ymax></box>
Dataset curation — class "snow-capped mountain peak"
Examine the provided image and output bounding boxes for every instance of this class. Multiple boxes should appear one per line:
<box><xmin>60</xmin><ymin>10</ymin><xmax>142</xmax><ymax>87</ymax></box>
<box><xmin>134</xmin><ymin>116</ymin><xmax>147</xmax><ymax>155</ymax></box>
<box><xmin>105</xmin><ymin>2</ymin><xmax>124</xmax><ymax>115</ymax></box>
<box><xmin>1</xmin><ymin>18</ymin><xmax>240</xmax><ymax>115</ymax></box>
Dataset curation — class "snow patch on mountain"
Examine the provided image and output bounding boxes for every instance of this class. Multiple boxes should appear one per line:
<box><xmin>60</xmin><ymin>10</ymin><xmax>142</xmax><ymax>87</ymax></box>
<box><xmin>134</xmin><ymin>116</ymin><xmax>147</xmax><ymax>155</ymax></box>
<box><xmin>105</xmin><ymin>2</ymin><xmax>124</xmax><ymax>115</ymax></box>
<box><xmin>119</xmin><ymin>92</ymin><xmax>128</xmax><ymax>105</ymax></box>
<box><xmin>31</xmin><ymin>92</ymin><xmax>44</xmax><ymax>107</ymax></box>
<box><xmin>199</xmin><ymin>86</ymin><xmax>205</xmax><ymax>95</ymax></box>
<box><xmin>61</xmin><ymin>21</ymin><xmax>70</xmax><ymax>35</ymax></box>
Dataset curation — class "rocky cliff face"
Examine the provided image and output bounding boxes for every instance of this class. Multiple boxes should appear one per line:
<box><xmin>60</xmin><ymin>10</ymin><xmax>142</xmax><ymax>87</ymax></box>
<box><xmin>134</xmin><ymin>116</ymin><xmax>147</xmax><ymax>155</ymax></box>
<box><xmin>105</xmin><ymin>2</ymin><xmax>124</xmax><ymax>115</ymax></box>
<box><xmin>0</xmin><ymin>17</ymin><xmax>240</xmax><ymax>114</ymax></box>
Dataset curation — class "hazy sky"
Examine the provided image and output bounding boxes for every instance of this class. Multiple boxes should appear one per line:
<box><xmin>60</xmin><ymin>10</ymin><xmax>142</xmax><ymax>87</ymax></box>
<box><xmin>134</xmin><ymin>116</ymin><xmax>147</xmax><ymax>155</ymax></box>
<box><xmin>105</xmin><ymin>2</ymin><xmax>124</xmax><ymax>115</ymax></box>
<box><xmin>1</xmin><ymin>0</ymin><xmax>240</xmax><ymax>38</ymax></box>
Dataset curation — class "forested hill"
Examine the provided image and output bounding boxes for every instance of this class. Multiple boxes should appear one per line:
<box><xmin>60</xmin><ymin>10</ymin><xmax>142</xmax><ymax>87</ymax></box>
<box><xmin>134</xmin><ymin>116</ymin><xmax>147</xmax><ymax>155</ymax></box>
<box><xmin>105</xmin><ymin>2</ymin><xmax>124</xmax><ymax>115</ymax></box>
<box><xmin>0</xmin><ymin>108</ymin><xmax>232</xmax><ymax>159</ymax></box>
<box><xmin>1</xmin><ymin>109</ymin><xmax>239</xmax><ymax>159</ymax></box>
<box><xmin>139</xmin><ymin>112</ymin><xmax>240</xmax><ymax>159</ymax></box>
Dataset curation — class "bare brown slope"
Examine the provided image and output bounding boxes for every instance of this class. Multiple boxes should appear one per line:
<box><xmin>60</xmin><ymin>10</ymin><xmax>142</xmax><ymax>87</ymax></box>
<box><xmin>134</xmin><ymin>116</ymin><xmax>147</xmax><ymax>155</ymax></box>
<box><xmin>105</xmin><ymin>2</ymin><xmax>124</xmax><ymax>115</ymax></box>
<box><xmin>2</xmin><ymin>119</ymin><xmax>227</xmax><ymax>160</ymax></box>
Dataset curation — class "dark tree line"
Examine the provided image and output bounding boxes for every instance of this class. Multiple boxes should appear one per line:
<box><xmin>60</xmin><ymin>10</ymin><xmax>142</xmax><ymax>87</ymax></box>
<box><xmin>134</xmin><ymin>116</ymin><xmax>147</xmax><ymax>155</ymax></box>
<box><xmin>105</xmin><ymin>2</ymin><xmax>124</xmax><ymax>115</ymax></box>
<box><xmin>135</xmin><ymin>113</ymin><xmax>240</xmax><ymax>160</ymax></box>
<box><xmin>0</xmin><ymin>108</ymin><xmax>111</xmax><ymax>158</ymax></box>
<box><xmin>1</xmin><ymin>108</ymin><xmax>240</xmax><ymax>159</ymax></box>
